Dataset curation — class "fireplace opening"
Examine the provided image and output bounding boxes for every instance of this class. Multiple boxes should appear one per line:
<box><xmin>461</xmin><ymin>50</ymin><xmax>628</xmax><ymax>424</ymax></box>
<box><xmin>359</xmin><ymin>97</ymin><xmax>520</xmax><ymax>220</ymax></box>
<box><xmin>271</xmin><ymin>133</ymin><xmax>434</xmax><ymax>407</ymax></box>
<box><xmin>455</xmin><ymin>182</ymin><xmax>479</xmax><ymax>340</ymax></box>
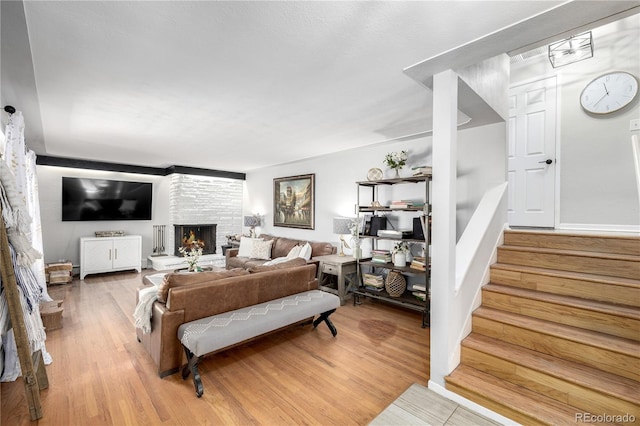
<box><xmin>174</xmin><ymin>224</ymin><xmax>217</xmax><ymax>256</ymax></box>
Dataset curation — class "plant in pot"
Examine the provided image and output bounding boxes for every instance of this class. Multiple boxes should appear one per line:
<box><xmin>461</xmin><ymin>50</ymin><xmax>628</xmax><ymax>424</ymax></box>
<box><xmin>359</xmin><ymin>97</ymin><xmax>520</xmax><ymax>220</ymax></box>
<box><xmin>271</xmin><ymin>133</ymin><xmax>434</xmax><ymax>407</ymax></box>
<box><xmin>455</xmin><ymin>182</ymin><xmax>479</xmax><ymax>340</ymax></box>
<box><xmin>384</xmin><ymin>150</ymin><xmax>408</xmax><ymax>177</ymax></box>
<box><xmin>392</xmin><ymin>241</ymin><xmax>410</xmax><ymax>267</ymax></box>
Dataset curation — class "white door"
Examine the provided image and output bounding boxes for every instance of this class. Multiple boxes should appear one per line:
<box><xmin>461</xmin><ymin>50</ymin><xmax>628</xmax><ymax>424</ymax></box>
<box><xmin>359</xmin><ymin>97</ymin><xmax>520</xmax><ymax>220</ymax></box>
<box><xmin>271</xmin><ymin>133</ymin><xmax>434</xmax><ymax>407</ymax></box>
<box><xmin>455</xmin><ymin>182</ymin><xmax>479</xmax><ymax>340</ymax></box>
<box><xmin>508</xmin><ymin>76</ymin><xmax>557</xmax><ymax>227</ymax></box>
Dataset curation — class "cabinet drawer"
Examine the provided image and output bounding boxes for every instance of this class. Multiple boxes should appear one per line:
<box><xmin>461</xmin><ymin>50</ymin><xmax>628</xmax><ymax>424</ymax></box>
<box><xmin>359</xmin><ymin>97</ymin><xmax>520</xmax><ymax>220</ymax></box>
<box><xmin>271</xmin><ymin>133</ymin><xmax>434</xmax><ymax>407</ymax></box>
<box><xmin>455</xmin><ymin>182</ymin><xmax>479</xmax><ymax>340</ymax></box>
<box><xmin>322</xmin><ymin>263</ymin><xmax>338</xmax><ymax>275</ymax></box>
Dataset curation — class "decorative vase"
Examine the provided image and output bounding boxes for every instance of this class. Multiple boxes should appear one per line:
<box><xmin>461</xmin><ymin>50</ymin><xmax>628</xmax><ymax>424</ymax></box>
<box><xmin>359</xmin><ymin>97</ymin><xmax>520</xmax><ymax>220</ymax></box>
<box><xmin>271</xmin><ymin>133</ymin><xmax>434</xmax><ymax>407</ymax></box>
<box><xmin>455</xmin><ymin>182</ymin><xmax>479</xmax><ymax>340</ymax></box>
<box><xmin>393</xmin><ymin>252</ymin><xmax>406</xmax><ymax>267</ymax></box>
<box><xmin>394</xmin><ymin>168</ymin><xmax>400</xmax><ymax>178</ymax></box>
<box><xmin>353</xmin><ymin>246</ymin><xmax>362</xmax><ymax>260</ymax></box>
<box><xmin>385</xmin><ymin>271</ymin><xmax>406</xmax><ymax>297</ymax></box>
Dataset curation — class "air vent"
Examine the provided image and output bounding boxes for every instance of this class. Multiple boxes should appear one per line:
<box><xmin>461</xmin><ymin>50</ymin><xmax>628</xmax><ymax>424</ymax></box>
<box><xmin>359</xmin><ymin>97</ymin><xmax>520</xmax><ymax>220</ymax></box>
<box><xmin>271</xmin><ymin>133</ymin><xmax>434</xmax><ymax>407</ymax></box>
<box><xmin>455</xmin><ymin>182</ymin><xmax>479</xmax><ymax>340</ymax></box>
<box><xmin>510</xmin><ymin>46</ymin><xmax>547</xmax><ymax>64</ymax></box>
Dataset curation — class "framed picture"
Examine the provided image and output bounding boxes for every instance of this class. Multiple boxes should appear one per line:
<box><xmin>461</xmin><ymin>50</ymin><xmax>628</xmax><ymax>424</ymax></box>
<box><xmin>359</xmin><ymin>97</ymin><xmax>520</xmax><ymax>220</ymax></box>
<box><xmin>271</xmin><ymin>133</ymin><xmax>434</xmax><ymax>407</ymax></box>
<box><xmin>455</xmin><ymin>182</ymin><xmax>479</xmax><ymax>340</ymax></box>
<box><xmin>274</xmin><ymin>174</ymin><xmax>315</xmax><ymax>229</ymax></box>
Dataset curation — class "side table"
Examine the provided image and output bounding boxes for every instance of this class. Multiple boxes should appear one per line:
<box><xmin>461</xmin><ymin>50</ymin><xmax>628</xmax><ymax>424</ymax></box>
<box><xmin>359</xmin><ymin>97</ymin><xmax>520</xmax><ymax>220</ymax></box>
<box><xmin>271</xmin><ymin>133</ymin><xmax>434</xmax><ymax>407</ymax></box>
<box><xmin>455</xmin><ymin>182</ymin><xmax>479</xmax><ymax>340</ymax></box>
<box><xmin>313</xmin><ymin>254</ymin><xmax>357</xmax><ymax>305</ymax></box>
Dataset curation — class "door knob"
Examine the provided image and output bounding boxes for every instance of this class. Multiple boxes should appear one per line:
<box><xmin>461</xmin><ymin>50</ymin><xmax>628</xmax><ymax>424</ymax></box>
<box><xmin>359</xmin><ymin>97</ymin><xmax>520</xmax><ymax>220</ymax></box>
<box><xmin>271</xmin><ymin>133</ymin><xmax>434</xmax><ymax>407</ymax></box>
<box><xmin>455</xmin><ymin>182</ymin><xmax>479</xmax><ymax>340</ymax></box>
<box><xmin>539</xmin><ymin>159</ymin><xmax>553</xmax><ymax>164</ymax></box>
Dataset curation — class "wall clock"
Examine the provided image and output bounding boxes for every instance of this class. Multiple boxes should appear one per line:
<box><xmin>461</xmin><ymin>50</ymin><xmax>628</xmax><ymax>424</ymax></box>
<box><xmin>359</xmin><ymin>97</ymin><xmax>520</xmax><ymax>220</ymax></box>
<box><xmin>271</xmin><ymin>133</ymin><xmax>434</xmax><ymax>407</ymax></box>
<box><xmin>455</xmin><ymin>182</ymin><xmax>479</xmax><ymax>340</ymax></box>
<box><xmin>580</xmin><ymin>71</ymin><xmax>638</xmax><ymax>114</ymax></box>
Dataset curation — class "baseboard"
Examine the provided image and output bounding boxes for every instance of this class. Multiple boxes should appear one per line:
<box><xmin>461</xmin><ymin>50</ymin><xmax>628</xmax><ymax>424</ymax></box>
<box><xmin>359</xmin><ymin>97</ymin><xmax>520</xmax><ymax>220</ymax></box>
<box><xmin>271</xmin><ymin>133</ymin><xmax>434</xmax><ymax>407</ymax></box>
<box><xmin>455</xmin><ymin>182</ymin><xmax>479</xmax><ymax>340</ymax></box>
<box><xmin>557</xmin><ymin>223</ymin><xmax>640</xmax><ymax>234</ymax></box>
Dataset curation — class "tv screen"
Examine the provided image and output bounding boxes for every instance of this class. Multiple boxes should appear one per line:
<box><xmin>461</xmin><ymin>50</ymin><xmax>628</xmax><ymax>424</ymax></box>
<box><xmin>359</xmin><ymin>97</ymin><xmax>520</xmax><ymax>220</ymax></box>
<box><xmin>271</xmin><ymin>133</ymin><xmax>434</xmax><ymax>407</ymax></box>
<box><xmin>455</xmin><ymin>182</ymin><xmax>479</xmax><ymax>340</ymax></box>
<box><xmin>62</xmin><ymin>177</ymin><xmax>152</xmax><ymax>221</ymax></box>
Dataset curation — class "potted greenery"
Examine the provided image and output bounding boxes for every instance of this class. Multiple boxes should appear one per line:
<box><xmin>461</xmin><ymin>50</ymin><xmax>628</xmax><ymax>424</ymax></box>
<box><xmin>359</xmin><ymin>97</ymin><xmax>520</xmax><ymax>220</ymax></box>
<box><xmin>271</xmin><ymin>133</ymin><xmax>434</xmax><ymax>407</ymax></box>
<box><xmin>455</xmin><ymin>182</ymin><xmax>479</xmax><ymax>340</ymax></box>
<box><xmin>384</xmin><ymin>150</ymin><xmax>408</xmax><ymax>177</ymax></box>
<box><xmin>392</xmin><ymin>241</ymin><xmax>409</xmax><ymax>267</ymax></box>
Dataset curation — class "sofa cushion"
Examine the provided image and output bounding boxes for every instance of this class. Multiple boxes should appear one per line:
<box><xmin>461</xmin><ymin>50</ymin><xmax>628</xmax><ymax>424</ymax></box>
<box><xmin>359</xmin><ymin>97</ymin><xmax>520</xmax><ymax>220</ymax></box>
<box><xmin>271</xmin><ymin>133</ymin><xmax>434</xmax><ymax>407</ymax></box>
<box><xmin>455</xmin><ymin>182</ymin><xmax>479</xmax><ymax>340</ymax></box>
<box><xmin>238</xmin><ymin>237</ymin><xmax>263</xmax><ymax>257</ymax></box>
<box><xmin>248</xmin><ymin>257</ymin><xmax>307</xmax><ymax>273</ymax></box>
<box><xmin>158</xmin><ymin>268</ymin><xmax>249</xmax><ymax>303</ymax></box>
<box><xmin>250</xmin><ymin>239</ymin><xmax>274</xmax><ymax>260</ymax></box>
<box><xmin>226</xmin><ymin>256</ymin><xmax>267</xmax><ymax>270</ymax></box>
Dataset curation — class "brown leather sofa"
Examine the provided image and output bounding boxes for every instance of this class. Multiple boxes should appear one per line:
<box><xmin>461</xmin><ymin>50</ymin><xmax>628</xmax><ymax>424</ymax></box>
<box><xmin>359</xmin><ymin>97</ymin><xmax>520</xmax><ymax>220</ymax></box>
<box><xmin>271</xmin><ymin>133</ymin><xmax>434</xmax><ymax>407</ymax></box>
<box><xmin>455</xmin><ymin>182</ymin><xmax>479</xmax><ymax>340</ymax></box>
<box><xmin>136</xmin><ymin>261</ymin><xmax>318</xmax><ymax>378</ymax></box>
<box><xmin>225</xmin><ymin>233</ymin><xmax>336</xmax><ymax>270</ymax></box>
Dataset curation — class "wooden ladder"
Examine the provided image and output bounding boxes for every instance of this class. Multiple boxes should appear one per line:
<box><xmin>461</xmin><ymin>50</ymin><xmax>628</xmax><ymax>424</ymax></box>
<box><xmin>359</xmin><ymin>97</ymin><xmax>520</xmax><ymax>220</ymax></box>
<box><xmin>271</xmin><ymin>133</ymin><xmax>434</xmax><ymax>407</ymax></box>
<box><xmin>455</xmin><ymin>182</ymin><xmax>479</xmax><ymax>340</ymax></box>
<box><xmin>0</xmin><ymin>204</ymin><xmax>48</xmax><ymax>420</ymax></box>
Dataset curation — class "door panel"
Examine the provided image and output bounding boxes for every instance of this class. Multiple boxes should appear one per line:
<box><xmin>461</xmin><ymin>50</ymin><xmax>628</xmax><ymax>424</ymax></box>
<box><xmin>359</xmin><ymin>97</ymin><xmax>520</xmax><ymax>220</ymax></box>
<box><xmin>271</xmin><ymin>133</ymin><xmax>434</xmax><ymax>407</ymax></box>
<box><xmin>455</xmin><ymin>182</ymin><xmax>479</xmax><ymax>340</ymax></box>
<box><xmin>508</xmin><ymin>76</ymin><xmax>557</xmax><ymax>227</ymax></box>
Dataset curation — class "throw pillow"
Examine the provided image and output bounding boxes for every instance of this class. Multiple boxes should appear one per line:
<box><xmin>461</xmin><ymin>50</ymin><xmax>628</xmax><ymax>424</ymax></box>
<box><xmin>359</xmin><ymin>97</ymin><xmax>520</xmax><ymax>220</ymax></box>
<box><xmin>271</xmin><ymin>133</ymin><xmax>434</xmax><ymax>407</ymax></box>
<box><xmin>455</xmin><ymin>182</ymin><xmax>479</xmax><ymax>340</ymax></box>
<box><xmin>157</xmin><ymin>268</ymin><xmax>249</xmax><ymax>303</ymax></box>
<box><xmin>298</xmin><ymin>242</ymin><xmax>312</xmax><ymax>261</ymax></box>
<box><xmin>286</xmin><ymin>244</ymin><xmax>302</xmax><ymax>259</ymax></box>
<box><xmin>250</xmin><ymin>239</ymin><xmax>274</xmax><ymax>260</ymax></box>
<box><xmin>238</xmin><ymin>236</ymin><xmax>262</xmax><ymax>257</ymax></box>
<box><xmin>248</xmin><ymin>257</ymin><xmax>307</xmax><ymax>273</ymax></box>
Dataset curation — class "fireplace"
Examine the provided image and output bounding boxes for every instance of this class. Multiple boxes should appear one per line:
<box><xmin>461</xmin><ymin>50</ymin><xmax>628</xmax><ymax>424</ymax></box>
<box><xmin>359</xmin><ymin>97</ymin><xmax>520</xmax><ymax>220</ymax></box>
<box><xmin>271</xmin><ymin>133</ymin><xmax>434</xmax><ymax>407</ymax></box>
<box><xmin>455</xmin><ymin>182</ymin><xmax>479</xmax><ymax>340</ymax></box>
<box><xmin>174</xmin><ymin>224</ymin><xmax>217</xmax><ymax>256</ymax></box>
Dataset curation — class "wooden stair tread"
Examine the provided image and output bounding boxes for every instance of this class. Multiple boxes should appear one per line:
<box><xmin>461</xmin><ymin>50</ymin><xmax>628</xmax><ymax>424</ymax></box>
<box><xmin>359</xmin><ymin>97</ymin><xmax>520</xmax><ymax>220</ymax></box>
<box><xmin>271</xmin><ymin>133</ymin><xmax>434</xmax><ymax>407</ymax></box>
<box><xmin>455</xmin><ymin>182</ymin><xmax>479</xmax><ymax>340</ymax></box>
<box><xmin>473</xmin><ymin>307</ymin><xmax>639</xmax><ymax>357</ymax></box>
<box><xmin>483</xmin><ymin>283</ymin><xmax>640</xmax><ymax>319</ymax></box>
<box><xmin>463</xmin><ymin>333</ymin><xmax>640</xmax><ymax>405</ymax></box>
<box><xmin>446</xmin><ymin>365</ymin><xmax>581</xmax><ymax>425</ymax></box>
<box><xmin>505</xmin><ymin>229</ymin><xmax>640</xmax><ymax>241</ymax></box>
<box><xmin>499</xmin><ymin>245</ymin><xmax>640</xmax><ymax>262</ymax></box>
<box><xmin>504</xmin><ymin>230</ymin><xmax>640</xmax><ymax>256</ymax></box>
<box><xmin>491</xmin><ymin>263</ymin><xmax>640</xmax><ymax>289</ymax></box>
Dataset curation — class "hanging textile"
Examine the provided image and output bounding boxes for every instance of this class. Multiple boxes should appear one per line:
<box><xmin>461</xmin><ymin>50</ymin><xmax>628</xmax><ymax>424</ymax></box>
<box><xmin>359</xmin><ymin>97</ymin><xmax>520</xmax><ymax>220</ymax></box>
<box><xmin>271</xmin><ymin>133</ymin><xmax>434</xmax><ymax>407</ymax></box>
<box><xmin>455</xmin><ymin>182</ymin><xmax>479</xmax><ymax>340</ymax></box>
<box><xmin>2</xmin><ymin>111</ymin><xmax>51</xmax><ymax>301</ymax></box>
<box><xmin>0</xmin><ymin>110</ymin><xmax>52</xmax><ymax>381</ymax></box>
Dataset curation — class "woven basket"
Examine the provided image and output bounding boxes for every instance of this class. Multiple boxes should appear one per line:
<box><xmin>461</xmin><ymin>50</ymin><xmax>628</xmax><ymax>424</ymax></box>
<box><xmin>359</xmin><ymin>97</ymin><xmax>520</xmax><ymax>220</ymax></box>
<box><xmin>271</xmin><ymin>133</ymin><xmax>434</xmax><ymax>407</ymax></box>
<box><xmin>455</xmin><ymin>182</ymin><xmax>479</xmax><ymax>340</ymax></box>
<box><xmin>385</xmin><ymin>271</ymin><xmax>406</xmax><ymax>297</ymax></box>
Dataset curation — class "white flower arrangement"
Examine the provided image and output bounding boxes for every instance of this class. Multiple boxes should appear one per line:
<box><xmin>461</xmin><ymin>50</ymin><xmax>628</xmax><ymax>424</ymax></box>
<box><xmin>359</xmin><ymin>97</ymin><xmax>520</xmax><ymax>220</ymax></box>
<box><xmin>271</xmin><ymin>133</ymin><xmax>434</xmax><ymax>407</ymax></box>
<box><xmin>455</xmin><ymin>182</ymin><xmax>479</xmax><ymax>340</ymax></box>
<box><xmin>384</xmin><ymin>150</ymin><xmax>408</xmax><ymax>171</ymax></box>
<box><xmin>392</xmin><ymin>241</ymin><xmax>410</xmax><ymax>254</ymax></box>
<box><xmin>179</xmin><ymin>242</ymin><xmax>204</xmax><ymax>272</ymax></box>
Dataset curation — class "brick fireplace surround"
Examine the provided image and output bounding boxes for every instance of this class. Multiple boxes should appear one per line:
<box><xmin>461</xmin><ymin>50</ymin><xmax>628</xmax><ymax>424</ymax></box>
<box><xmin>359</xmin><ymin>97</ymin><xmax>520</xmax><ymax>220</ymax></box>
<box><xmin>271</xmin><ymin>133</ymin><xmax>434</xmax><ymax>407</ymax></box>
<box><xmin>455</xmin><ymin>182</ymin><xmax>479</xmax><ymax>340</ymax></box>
<box><xmin>147</xmin><ymin>174</ymin><xmax>243</xmax><ymax>270</ymax></box>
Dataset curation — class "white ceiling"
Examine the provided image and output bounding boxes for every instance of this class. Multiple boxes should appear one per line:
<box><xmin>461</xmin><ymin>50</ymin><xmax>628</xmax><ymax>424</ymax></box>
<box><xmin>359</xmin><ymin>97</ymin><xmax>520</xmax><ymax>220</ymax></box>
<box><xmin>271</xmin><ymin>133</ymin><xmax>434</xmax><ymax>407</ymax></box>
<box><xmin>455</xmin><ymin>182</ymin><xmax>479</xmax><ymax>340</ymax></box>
<box><xmin>1</xmin><ymin>1</ymin><xmax>638</xmax><ymax>172</ymax></box>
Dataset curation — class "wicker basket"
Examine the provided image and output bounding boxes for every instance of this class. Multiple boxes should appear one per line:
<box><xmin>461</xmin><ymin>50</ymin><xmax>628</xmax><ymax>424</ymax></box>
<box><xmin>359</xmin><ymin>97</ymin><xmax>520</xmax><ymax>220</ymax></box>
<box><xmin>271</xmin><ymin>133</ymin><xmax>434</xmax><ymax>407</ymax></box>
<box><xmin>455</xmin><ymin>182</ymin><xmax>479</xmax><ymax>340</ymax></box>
<box><xmin>385</xmin><ymin>271</ymin><xmax>406</xmax><ymax>297</ymax></box>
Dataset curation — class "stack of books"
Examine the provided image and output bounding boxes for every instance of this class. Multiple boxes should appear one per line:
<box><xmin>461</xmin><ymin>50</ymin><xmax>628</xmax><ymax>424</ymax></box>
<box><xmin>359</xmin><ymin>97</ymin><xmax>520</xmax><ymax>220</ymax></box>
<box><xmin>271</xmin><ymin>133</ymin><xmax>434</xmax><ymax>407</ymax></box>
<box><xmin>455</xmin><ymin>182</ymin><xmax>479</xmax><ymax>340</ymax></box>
<box><xmin>412</xmin><ymin>166</ymin><xmax>433</xmax><ymax>176</ymax></box>
<box><xmin>410</xmin><ymin>256</ymin><xmax>427</xmax><ymax>271</ymax></box>
<box><xmin>411</xmin><ymin>283</ymin><xmax>428</xmax><ymax>301</ymax></box>
<box><xmin>362</xmin><ymin>273</ymin><xmax>384</xmax><ymax>291</ymax></box>
<box><xmin>370</xmin><ymin>249</ymin><xmax>392</xmax><ymax>264</ymax></box>
<box><xmin>389</xmin><ymin>200</ymin><xmax>414</xmax><ymax>209</ymax></box>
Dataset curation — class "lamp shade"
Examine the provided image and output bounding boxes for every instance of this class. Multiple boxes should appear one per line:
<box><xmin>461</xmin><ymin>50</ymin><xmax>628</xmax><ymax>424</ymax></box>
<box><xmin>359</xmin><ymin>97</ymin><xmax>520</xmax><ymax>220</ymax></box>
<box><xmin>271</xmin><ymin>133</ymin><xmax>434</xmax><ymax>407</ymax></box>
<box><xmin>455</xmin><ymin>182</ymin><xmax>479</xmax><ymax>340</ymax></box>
<box><xmin>244</xmin><ymin>215</ymin><xmax>260</xmax><ymax>227</ymax></box>
<box><xmin>333</xmin><ymin>217</ymin><xmax>352</xmax><ymax>235</ymax></box>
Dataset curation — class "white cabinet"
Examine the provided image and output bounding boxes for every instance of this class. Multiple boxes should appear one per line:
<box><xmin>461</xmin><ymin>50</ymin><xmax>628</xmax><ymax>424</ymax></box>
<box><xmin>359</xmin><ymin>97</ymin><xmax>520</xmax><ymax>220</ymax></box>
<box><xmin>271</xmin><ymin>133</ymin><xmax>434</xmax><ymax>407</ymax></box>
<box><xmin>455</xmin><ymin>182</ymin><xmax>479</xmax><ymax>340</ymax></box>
<box><xmin>80</xmin><ymin>235</ymin><xmax>142</xmax><ymax>279</ymax></box>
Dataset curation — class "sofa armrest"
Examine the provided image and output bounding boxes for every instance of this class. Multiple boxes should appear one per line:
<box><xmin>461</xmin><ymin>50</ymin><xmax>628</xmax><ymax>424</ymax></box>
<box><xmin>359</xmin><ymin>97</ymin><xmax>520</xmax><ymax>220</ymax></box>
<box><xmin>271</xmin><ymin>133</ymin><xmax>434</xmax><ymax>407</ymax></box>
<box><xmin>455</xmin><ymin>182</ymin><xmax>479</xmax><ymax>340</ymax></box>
<box><xmin>225</xmin><ymin>248</ymin><xmax>239</xmax><ymax>269</ymax></box>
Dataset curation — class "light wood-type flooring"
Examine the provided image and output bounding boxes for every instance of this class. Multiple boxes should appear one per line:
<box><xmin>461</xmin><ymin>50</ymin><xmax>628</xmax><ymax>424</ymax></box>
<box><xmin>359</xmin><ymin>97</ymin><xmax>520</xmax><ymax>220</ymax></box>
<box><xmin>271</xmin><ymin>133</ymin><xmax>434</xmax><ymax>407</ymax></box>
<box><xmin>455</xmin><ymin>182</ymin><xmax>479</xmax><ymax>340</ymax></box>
<box><xmin>1</xmin><ymin>271</ymin><xmax>431</xmax><ymax>425</ymax></box>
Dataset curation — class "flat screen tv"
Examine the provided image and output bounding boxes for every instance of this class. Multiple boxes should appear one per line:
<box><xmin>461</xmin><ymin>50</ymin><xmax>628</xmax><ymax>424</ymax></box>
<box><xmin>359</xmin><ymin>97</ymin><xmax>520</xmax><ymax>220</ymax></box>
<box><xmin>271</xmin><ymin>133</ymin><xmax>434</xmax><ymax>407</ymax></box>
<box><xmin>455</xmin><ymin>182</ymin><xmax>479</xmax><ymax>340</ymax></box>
<box><xmin>62</xmin><ymin>177</ymin><xmax>152</xmax><ymax>221</ymax></box>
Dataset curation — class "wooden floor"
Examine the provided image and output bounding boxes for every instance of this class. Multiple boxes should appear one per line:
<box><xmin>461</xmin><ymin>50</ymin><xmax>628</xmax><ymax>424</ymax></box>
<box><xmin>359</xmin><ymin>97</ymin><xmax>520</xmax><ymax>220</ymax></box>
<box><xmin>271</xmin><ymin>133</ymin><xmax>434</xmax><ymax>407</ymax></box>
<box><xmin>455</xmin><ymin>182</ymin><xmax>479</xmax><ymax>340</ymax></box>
<box><xmin>1</xmin><ymin>271</ymin><xmax>430</xmax><ymax>425</ymax></box>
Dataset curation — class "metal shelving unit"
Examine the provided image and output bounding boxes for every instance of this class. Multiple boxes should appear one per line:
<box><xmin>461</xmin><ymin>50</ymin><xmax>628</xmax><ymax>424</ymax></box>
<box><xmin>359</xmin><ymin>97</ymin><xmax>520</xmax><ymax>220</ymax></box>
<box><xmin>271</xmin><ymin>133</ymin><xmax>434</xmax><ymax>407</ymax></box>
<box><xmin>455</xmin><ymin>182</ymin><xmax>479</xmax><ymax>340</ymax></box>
<box><xmin>353</xmin><ymin>174</ymin><xmax>431</xmax><ymax>327</ymax></box>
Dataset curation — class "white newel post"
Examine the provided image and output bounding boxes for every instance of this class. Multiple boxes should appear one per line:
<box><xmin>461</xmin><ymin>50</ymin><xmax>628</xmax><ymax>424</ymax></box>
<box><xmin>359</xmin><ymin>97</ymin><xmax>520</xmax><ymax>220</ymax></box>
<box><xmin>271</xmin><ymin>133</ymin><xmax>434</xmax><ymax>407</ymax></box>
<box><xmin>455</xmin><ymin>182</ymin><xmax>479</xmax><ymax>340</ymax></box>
<box><xmin>430</xmin><ymin>69</ymin><xmax>458</xmax><ymax>388</ymax></box>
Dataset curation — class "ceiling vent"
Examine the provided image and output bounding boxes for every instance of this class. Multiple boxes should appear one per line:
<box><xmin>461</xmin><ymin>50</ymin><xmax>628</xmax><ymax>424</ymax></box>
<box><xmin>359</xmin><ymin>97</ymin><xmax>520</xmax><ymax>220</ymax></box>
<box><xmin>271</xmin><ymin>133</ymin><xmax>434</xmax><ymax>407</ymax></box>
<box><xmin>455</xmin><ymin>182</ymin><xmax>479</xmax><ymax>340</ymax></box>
<box><xmin>510</xmin><ymin>46</ymin><xmax>547</xmax><ymax>64</ymax></box>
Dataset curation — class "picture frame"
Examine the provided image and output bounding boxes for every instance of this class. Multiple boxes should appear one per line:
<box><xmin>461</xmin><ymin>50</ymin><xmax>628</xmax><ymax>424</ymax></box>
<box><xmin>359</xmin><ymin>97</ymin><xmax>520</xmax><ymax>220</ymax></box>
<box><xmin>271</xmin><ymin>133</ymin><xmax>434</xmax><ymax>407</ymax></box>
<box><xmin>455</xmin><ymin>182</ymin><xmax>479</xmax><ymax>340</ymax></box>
<box><xmin>273</xmin><ymin>174</ymin><xmax>315</xmax><ymax>229</ymax></box>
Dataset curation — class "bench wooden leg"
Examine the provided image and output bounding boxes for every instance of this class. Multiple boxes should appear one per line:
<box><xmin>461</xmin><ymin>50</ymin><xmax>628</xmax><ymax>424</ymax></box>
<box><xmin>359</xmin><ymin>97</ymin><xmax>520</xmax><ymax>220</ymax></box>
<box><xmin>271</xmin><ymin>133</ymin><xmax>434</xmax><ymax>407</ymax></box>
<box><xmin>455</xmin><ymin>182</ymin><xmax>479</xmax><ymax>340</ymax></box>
<box><xmin>313</xmin><ymin>309</ymin><xmax>337</xmax><ymax>336</ymax></box>
<box><xmin>182</xmin><ymin>346</ymin><xmax>204</xmax><ymax>398</ymax></box>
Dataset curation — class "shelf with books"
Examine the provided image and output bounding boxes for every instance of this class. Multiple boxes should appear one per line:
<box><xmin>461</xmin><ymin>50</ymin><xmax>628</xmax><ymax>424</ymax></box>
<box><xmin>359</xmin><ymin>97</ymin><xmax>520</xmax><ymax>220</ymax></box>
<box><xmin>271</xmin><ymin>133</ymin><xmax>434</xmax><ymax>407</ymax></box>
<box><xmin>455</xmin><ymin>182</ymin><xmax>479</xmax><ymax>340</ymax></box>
<box><xmin>354</xmin><ymin>173</ymin><xmax>431</xmax><ymax>327</ymax></box>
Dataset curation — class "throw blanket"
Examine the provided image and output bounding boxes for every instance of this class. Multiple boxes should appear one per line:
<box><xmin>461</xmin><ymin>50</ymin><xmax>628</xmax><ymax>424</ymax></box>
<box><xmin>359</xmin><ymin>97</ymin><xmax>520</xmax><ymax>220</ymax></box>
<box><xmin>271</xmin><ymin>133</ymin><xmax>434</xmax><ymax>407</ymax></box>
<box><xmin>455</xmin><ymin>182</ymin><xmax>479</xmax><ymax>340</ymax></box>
<box><xmin>133</xmin><ymin>286</ymin><xmax>158</xmax><ymax>334</ymax></box>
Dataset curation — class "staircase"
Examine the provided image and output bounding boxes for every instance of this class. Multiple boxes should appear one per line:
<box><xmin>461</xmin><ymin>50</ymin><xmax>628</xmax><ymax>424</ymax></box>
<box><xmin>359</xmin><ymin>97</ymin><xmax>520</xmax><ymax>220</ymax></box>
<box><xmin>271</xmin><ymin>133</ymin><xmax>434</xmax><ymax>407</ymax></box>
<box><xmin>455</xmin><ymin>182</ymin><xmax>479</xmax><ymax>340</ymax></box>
<box><xmin>445</xmin><ymin>230</ymin><xmax>640</xmax><ymax>425</ymax></box>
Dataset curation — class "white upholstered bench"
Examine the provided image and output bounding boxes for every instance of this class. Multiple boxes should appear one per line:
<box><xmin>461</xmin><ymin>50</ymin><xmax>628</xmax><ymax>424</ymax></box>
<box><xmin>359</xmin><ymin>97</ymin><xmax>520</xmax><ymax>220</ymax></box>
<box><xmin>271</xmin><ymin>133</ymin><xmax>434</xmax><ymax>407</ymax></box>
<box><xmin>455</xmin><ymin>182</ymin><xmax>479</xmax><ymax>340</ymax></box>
<box><xmin>177</xmin><ymin>289</ymin><xmax>340</xmax><ymax>397</ymax></box>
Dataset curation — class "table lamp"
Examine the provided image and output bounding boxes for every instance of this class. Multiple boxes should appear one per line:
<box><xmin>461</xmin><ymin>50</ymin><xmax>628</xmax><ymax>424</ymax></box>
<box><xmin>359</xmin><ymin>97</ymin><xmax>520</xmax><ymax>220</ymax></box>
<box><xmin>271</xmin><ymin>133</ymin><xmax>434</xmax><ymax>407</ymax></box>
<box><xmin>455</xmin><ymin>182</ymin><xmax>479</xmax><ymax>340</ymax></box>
<box><xmin>244</xmin><ymin>215</ymin><xmax>261</xmax><ymax>238</ymax></box>
<box><xmin>333</xmin><ymin>217</ymin><xmax>352</xmax><ymax>256</ymax></box>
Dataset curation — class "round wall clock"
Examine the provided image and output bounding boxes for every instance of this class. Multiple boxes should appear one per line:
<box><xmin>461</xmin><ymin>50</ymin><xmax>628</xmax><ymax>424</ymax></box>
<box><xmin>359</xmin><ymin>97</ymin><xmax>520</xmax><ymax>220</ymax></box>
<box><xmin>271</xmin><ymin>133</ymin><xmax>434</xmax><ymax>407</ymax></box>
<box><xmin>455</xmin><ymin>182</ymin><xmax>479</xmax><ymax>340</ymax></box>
<box><xmin>367</xmin><ymin>168</ymin><xmax>383</xmax><ymax>181</ymax></box>
<box><xmin>580</xmin><ymin>71</ymin><xmax>638</xmax><ymax>114</ymax></box>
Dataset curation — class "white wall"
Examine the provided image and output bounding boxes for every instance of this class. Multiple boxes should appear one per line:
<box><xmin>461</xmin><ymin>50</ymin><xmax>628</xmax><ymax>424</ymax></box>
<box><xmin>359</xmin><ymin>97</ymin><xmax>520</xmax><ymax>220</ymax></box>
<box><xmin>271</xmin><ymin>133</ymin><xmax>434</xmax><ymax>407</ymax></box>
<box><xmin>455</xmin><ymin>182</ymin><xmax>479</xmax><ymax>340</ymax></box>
<box><xmin>245</xmin><ymin>122</ymin><xmax>506</xmax><ymax>250</ymax></box>
<box><xmin>37</xmin><ymin>165</ymin><xmax>170</xmax><ymax>268</ymax></box>
<box><xmin>511</xmin><ymin>14</ymin><xmax>640</xmax><ymax>230</ymax></box>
